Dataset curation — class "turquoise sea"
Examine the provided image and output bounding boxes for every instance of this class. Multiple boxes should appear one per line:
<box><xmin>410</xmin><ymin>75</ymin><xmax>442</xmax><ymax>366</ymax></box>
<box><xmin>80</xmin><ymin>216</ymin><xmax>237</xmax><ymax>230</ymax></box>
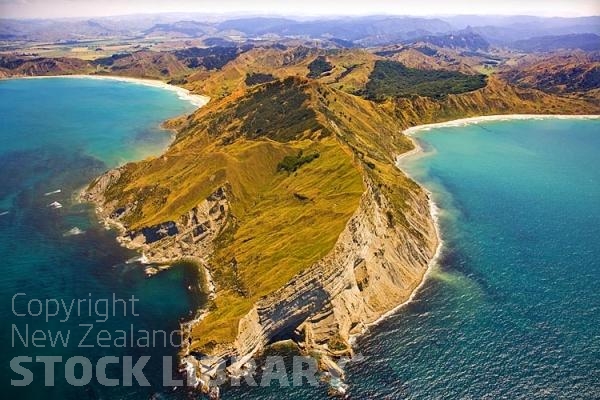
<box><xmin>344</xmin><ymin>119</ymin><xmax>600</xmax><ymax>399</ymax></box>
<box><xmin>1</xmin><ymin>78</ymin><xmax>599</xmax><ymax>399</ymax></box>
<box><xmin>0</xmin><ymin>78</ymin><xmax>200</xmax><ymax>399</ymax></box>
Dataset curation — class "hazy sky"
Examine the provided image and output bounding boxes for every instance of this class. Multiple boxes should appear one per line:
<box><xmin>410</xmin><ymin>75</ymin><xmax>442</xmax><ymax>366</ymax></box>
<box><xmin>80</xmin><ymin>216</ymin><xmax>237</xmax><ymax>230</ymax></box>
<box><xmin>1</xmin><ymin>0</ymin><xmax>599</xmax><ymax>19</ymax></box>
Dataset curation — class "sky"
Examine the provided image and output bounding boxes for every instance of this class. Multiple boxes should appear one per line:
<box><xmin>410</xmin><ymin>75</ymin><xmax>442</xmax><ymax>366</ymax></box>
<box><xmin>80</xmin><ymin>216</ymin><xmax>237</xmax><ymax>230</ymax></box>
<box><xmin>1</xmin><ymin>0</ymin><xmax>599</xmax><ymax>19</ymax></box>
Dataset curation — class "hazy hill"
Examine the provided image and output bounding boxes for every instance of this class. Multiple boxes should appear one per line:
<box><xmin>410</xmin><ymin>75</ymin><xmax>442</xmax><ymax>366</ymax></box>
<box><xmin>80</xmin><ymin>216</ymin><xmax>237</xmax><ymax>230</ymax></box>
<box><xmin>0</xmin><ymin>54</ymin><xmax>92</xmax><ymax>75</ymax></box>
<box><xmin>511</xmin><ymin>33</ymin><xmax>600</xmax><ymax>52</ymax></box>
<box><xmin>404</xmin><ymin>31</ymin><xmax>490</xmax><ymax>51</ymax></box>
<box><xmin>457</xmin><ymin>16</ymin><xmax>600</xmax><ymax>45</ymax></box>
<box><xmin>143</xmin><ymin>20</ymin><xmax>216</xmax><ymax>38</ymax></box>
<box><xmin>0</xmin><ymin>18</ymin><xmax>127</xmax><ymax>41</ymax></box>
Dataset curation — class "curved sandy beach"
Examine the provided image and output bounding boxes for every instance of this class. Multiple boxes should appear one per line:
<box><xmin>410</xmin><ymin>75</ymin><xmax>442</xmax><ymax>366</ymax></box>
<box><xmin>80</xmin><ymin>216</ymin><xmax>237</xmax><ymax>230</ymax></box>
<box><xmin>6</xmin><ymin>74</ymin><xmax>211</xmax><ymax>108</ymax></box>
<box><xmin>403</xmin><ymin>114</ymin><xmax>600</xmax><ymax>136</ymax></box>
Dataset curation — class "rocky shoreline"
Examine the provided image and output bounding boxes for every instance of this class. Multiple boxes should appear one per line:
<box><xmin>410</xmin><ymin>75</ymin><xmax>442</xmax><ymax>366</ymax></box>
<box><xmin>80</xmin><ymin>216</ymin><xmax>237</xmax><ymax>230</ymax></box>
<box><xmin>80</xmin><ymin>159</ymin><xmax>439</xmax><ymax>396</ymax></box>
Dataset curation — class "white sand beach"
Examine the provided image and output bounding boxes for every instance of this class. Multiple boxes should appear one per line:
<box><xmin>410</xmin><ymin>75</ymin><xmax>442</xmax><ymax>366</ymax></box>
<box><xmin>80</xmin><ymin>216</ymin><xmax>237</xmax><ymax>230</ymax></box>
<box><xmin>12</xmin><ymin>74</ymin><xmax>211</xmax><ymax>108</ymax></box>
<box><xmin>403</xmin><ymin>114</ymin><xmax>600</xmax><ymax>136</ymax></box>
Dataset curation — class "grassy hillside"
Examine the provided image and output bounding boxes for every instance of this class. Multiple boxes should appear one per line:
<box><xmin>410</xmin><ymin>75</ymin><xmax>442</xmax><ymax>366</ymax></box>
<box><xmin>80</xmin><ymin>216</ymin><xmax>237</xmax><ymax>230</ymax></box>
<box><xmin>500</xmin><ymin>52</ymin><xmax>600</xmax><ymax>103</ymax></box>
<box><xmin>94</xmin><ymin>50</ymin><xmax>190</xmax><ymax>80</ymax></box>
<box><xmin>373</xmin><ymin>45</ymin><xmax>488</xmax><ymax>74</ymax></box>
<box><xmin>197</xmin><ymin>137</ymin><xmax>363</xmax><ymax>349</ymax></box>
<box><xmin>0</xmin><ymin>55</ymin><xmax>93</xmax><ymax>76</ymax></box>
<box><xmin>182</xmin><ymin>47</ymin><xmax>378</xmax><ymax>98</ymax></box>
<box><xmin>383</xmin><ymin>76</ymin><xmax>598</xmax><ymax>128</ymax></box>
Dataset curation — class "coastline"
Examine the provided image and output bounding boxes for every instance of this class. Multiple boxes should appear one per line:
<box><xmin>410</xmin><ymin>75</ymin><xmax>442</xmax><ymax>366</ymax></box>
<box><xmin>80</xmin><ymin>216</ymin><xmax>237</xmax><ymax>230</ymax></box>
<box><xmin>347</xmin><ymin>175</ymin><xmax>442</xmax><ymax>345</ymax></box>
<box><xmin>374</xmin><ymin>113</ymin><xmax>600</xmax><ymax>333</ymax></box>
<box><xmin>355</xmin><ymin>194</ymin><xmax>442</xmax><ymax>334</ymax></box>
<box><xmin>403</xmin><ymin>113</ymin><xmax>600</xmax><ymax>135</ymax></box>
<box><xmin>3</xmin><ymin>74</ymin><xmax>211</xmax><ymax>108</ymax></box>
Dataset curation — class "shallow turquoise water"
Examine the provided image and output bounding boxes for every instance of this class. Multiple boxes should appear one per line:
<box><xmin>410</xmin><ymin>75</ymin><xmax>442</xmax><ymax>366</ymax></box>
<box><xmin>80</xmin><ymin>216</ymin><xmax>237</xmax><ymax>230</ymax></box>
<box><xmin>0</xmin><ymin>78</ymin><xmax>200</xmax><ymax>398</ymax></box>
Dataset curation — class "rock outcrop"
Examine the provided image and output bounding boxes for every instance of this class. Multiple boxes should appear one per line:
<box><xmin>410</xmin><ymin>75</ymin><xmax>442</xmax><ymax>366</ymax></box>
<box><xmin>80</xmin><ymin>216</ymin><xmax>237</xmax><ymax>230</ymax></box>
<box><xmin>83</xmin><ymin>177</ymin><xmax>231</xmax><ymax>265</ymax></box>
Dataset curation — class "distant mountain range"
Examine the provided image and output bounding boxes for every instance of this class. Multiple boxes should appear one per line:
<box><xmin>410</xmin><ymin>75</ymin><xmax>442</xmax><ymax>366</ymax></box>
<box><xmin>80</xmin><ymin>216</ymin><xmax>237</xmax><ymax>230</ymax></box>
<box><xmin>511</xmin><ymin>33</ymin><xmax>600</xmax><ymax>52</ymax></box>
<box><xmin>216</xmin><ymin>16</ymin><xmax>452</xmax><ymax>43</ymax></box>
<box><xmin>143</xmin><ymin>20</ymin><xmax>215</xmax><ymax>37</ymax></box>
<box><xmin>460</xmin><ymin>16</ymin><xmax>600</xmax><ymax>44</ymax></box>
<box><xmin>404</xmin><ymin>32</ymin><xmax>490</xmax><ymax>51</ymax></box>
<box><xmin>1</xmin><ymin>14</ymin><xmax>599</xmax><ymax>51</ymax></box>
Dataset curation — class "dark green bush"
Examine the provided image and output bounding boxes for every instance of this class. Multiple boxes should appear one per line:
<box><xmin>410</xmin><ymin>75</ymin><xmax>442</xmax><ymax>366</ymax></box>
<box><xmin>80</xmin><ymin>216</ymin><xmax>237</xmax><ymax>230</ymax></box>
<box><xmin>307</xmin><ymin>56</ymin><xmax>333</xmax><ymax>78</ymax></box>
<box><xmin>245</xmin><ymin>72</ymin><xmax>276</xmax><ymax>86</ymax></box>
<box><xmin>277</xmin><ymin>150</ymin><xmax>320</xmax><ymax>173</ymax></box>
<box><xmin>364</xmin><ymin>60</ymin><xmax>487</xmax><ymax>100</ymax></box>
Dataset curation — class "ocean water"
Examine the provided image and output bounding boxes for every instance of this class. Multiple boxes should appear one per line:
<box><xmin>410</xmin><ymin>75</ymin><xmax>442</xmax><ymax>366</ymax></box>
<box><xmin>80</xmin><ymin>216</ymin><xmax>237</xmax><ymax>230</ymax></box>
<box><xmin>0</xmin><ymin>78</ymin><xmax>201</xmax><ymax>399</ymax></box>
<box><xmin>2</xmin><ymin>78</ymin><xmax>599</xmax><ymax>400</ymax></box>
<box><xmin>223</xmin><ymin>118</ymin><xmax>600</xmax><ymax>399</ymax></box>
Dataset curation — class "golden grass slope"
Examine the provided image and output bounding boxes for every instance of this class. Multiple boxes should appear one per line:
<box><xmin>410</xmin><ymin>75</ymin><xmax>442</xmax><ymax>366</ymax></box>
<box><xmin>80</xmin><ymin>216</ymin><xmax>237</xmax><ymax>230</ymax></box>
<box><xmin>183</xmin><ymin>46</ymin><xmax>377</xmax><ymax>98</ymax></box>
<box><xmin>383</xmin><ymin>75</ymin><xmax>599</xmax><ymax>127</ymax></box>
<box><xmin>500</xmin><ymin>51</ymin><xmax>600</xmax><ymax>104</ymax></box>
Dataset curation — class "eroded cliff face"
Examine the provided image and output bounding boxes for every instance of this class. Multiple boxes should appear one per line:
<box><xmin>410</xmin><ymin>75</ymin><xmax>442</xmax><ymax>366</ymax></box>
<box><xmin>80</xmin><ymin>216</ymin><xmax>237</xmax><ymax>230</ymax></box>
<box><xmin>82</xmin><ymin>173</ymin><xmax>232</xmax><ymax>266</ymax></box>
<box><xmin>230</xmin><ymin>177</ymin><xmax>437</xmax><ymax>363</ymax></box>
<box><xmin>84</xmin><ymin>160</ymin><xmax>437</xmax><ymax>387</ymax></box>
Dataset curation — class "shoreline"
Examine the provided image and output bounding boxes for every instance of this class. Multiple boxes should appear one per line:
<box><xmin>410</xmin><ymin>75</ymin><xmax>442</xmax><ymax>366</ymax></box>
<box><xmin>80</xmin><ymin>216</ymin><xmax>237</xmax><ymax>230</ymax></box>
<box><xmin>349</xmin><ymin>189</ymin><xmax>442</xmax><ymax>342</ymax></box>
<box><xmin>403</xmin><ymin>113</ymin><xmax>600</xmax><ymax>135</ymax></box>
<box><xmin>359</xmin><ymin>113</ymin><xmax>600</xmax><ymax>335</ymax></box>
<box><xmin>3</xmin><ymin>74</ymin><xmax>211</xmax><ymax>108</ymax></box>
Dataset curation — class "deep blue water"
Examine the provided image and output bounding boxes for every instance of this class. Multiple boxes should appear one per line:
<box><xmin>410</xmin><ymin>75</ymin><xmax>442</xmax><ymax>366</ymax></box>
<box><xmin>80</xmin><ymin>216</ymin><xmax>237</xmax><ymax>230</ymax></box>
<box><xmin>0</xmin><ymin>78</ymin><xmax>200</xmax><ymax>399</ymax></box>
